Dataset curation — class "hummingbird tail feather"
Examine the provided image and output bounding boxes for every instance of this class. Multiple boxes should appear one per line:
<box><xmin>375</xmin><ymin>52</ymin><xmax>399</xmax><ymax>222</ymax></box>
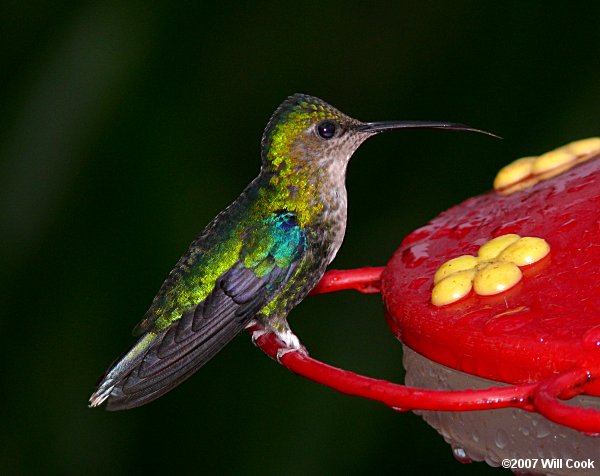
<box><xmin>89</xmin><ymin>332</ymin><xmax>157</xmax><ymax>407</ymax></box>
<box><xmin>105</xmin><ymin>309</ymin><xmax>248</xmax><ymax>410</ymax></box>
<box><xmin>89</xmin><ymin>271</ymin><xmax>264</xmax><ymax>410</ymax></box>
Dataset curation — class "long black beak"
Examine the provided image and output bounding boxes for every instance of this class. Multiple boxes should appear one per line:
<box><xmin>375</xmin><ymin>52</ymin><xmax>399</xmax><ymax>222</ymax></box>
<box><xmin>357</xmin><ymin>121</ymin><xmax>500</xmax><ymax>138</ymax></box>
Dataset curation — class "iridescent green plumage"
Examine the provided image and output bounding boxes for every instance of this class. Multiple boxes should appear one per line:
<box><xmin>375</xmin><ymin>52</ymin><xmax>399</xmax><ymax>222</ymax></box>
<box><xmin>90</xmin><ymin>93</ymin><xmax>492</xmax><ymax>410</ymax></box>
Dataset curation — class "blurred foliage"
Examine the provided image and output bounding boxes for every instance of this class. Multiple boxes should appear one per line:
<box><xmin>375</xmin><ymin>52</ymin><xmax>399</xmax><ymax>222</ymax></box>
<box><xmin>2</xmin><ymin>1</ymin><xmax>600</xmax><ymax>474</ymax></box>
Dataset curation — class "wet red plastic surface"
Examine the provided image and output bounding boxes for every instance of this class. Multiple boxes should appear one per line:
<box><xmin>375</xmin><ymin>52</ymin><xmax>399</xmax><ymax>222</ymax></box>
<box><xmin>382</xmin><ymin>155</ymin><xmax>600</xmax><ymax>395</ymax></box>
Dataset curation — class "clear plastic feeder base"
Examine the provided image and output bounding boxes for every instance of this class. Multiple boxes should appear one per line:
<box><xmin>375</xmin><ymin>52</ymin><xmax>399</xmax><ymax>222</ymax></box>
<box><xmin>403</xmin><ymin>346</ymin><xmax>600</xmax><ymax>475</ymax></box>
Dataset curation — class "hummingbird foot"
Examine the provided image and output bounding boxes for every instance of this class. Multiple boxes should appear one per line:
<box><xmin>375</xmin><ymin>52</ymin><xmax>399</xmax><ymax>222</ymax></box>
<box><xmin>249</xmin><ymin>320</ymin><xmax>270</xmax><ymax>347</ymax></box>
<box><xmin>274</xmin><ymin>328</ymin><xmax>308</xmax><ymax>363</ymax></box>
<box><xmin>276</xmin><ymin>327</ymin><xmax>302</xmax><ymax>349</ymax></box>
<box><xmin>248</xmin><ymin>320</ymin><xmax>307</xmax><ymax>362</ymax></box>
<box><xmin>276</xmin><ymin>344</ymin><xmax>307</xmax><ymax>363</ymax></box>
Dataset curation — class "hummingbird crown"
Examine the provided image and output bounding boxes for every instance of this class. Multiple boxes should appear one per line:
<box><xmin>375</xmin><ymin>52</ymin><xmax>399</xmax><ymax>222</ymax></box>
<box><xmin>260</xmin><ymin>93</ymin><xmax>361</xmax><ymax>172</ymax></box>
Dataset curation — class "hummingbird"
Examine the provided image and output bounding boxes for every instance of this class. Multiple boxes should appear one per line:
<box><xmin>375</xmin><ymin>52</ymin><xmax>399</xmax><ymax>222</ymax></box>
<box><xmin>89</xmin><ymin>93</ymin><xmax>494</xmax><ymax>410</ymax></box>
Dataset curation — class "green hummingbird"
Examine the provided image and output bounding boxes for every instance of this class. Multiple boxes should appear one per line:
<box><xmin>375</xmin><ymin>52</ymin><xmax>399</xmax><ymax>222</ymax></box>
<box><xmin>89</xmin><ymin>93</ymin><xmax>493</xmax><ymax>410</ymax></box>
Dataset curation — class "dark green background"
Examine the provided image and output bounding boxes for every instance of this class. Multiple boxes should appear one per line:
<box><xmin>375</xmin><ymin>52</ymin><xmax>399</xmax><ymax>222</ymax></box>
<box><xmin>2</xmin><ymin>1</ymin><xmax>599</xmax><ymax>474</ymax></box>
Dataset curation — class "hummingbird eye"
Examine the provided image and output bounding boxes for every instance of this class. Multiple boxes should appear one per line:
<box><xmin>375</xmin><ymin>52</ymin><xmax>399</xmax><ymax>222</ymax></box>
<box><xmin>316</xmin><ymin>121</ymin><xmax>337</xmax><ymax>140</ymax></box>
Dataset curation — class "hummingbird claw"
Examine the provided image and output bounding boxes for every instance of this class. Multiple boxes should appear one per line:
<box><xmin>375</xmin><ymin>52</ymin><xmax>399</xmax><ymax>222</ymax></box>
<box><xmin>274</xmin><ymin>328</ymin><xmax>307</xmax><ymax>363</ymax></box>
<box><xmin>250</xmin><ymin>326</ymin><xmax>270</xmax><ymax>347</ymax></box>
<box><xmin>277</xmin><ymin>328</ymin><xmax>302</xmax><ymax>349</ymax></box>
<box><xmin>276</xmin><ymin>345</ymin><xmax>308</xmax><ymax>364</ymax></box>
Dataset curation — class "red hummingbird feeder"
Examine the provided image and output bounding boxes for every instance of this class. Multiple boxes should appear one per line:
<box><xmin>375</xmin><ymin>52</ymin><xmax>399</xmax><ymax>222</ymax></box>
<box><xmin>250</xmin><ymin>138</ymin><xmax>600</xmax><ymax>473</ymax></box>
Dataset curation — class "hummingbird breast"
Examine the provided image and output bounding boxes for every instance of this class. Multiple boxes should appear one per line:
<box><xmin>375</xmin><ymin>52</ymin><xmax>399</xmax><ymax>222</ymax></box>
<box><xmin>254</xmin><ymin>166</ymin><xmax>349</xmax><ymax>328</ymax></box>
<box><xmin>319</xmin><ymin>180</ymin><xmax>348</xmax><ymax>266</ymax></box>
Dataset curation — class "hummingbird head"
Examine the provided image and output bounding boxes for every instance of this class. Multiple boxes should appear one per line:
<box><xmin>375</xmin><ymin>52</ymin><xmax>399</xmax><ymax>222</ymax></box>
<box><xmin>261</xmin><ymin>93</ymin><xmax>496</xmax><ymax>177</ymax></box>
<box><xmin>261</xmin><ymin>93</ymin><xmax>363</xmax><ymax>175</ymax></box>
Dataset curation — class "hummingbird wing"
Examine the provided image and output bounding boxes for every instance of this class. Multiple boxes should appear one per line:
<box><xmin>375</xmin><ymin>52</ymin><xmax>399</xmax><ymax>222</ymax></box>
<box><xmin>90</xmin><ymin>211</ymin><xmax>306</xmax><ymax>410</ymax></box>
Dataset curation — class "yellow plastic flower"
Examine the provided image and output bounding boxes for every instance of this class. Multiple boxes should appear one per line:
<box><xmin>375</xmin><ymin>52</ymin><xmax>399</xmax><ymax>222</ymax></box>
<box><xmin>431</xmin><ymin>234</ymin><xmax>550</xmax><ymax>306</ymax></box>
<box><xmin>494</xmin><ymin>138</ymin><xmax>600</xmax><ymax>195</ymax></box>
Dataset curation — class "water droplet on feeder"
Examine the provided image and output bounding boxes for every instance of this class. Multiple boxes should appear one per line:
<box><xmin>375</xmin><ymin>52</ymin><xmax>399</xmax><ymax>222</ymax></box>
<box><xmin>402</xmin><ymin>243</ymin><xmax>429</xmax><ymax>269</ymax></box>
<box><xmin>536</xmin><ymin>424</ymin><xmax>551</xmax><ymax>439</ymax></box>
<box><xmin>495</xmin><ymin>428</ymin><xmax>509</xmax><ymax>449</ymax></box>
<box><xmin>582</xmin><ymin>324</ymin><xmax>600</xmax><ymax>350</ymax></box>
<box><xmin>451</xmin><ymin>446</ymin><xmax>472</xmax><ymax>464</ymax></box>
